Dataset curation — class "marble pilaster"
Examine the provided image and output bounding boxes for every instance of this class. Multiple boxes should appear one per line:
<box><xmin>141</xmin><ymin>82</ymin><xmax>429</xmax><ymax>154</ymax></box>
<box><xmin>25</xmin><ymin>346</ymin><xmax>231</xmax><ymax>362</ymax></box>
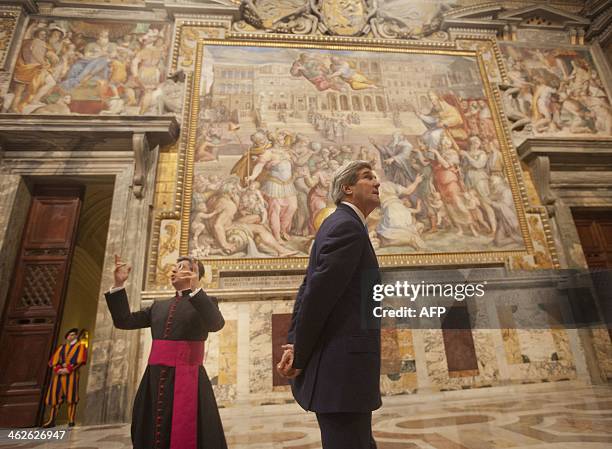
<box><xmin>0</xmin><ymin>174</ymin><xmax>29</xmax><ymax>321</ymax></box>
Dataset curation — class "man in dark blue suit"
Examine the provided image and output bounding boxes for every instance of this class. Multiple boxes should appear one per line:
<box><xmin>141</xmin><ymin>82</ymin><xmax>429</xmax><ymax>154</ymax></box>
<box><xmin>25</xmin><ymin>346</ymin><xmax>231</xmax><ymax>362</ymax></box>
<box><xmin>277</xmin><ymin>160</ymin><xmax>381</xmax><ymax>449</ymax></box>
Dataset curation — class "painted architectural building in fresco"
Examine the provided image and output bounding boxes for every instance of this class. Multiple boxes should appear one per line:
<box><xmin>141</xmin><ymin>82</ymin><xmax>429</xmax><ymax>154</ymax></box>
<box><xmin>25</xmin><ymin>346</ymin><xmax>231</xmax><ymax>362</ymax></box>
<box><xmin>0</xmin><ymin>0</ymin><xmax>611</xmax><ymax>433</ymax></box>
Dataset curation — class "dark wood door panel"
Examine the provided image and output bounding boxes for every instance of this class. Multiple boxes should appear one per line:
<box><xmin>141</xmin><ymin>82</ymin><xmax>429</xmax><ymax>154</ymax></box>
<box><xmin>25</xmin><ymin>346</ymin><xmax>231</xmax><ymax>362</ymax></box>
<box><xmin>26</xmin><ymin>198</ymin><xmax>81</xmax><ymax>248</ymax></box>
<box><xmin>7</xmin><ymin>261</ymin><xmax>67</xmax><ymax>316</ymax></box>
<box><xmin>0</xmin><ymin>187</ymin><xmax>82</xmax><ymax>427</ymax></box>
<box><xmin>0</xmin><ymin>326</ymin><xmax>54</xmax><ymax>388</ymax></box>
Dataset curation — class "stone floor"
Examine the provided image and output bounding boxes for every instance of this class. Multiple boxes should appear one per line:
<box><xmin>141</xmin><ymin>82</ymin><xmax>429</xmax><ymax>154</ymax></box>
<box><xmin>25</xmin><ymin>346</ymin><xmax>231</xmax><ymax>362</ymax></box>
<box><xmin>1</xmin><ymin>381</ymin><xmax>611</xmax><ymax>449</ymax></box>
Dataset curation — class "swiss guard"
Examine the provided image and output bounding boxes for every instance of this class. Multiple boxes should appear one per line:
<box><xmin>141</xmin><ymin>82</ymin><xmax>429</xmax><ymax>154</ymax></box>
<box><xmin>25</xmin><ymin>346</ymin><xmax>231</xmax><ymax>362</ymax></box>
<box><xmin>42</xmin><ymin>328</ymin><xmax>88</xmax><ymax>428</ymax></box>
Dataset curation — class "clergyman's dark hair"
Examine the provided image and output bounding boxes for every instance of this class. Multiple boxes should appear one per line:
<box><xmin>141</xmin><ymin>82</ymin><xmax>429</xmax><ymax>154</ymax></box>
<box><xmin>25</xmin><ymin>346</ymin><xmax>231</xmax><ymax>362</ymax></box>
<box><xmin>177</xmin><ymin>256</ymin><xmax>205</xmax><ymax>280</ymax></box>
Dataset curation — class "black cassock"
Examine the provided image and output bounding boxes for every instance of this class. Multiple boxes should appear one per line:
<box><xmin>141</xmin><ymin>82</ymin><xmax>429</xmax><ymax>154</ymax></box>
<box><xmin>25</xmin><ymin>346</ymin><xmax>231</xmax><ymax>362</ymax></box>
<box><xmin>105</xmin><ymin>288</ymin><xmax>227</xmax><ymax>449</ymax></box>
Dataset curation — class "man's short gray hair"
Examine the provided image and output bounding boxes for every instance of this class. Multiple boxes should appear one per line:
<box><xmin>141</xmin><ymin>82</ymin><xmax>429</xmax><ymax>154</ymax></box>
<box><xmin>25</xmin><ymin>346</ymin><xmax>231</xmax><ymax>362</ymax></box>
<box><xmin>330</xmin><ymin>160</ymin><xmax>372</xmax><ymax>205</ymax></box>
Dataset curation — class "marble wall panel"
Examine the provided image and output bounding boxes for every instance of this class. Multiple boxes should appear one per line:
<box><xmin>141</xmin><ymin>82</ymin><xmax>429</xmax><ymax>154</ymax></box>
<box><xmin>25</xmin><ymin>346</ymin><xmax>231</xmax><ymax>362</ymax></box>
<box><xmin>210</xmin><ymin>302</ymin><xmax>238</xmax><ymax>403</ymax></box>
<box><xmin>249</xmin><ymin>301</ymin><xmax>273</xmax><ymax>394</ymax></box>
<box><xmin>442</xmin><ymin>305</ymin><xmax>479</xmax><ymax>374</ymax></box>
<box><xmin>271</xmin><ymin>313</ymin><xmax>292</xmax><ymax>386</ymax></box>
<box><xmin>591</xmin><ymin>327</ymin><xmax>612</xmax><ymax>379</ymax></box>
<box><xmin>380</xmin><ymin>328</ymin><xmax>417</xmax><ymax>394</ymax></box>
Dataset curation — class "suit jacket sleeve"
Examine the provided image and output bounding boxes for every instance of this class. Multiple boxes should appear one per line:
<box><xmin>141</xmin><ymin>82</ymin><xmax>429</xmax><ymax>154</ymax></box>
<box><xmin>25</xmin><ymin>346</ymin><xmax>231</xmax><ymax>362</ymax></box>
<box><xmin>104</xmin><ymin>288</ymin><xmax>152</xmax><ymax>330</ymax></box>
<box><xmin>188</xmin><ymin>289</ymin><xmax>225</xmax><ymax>332</ymax></box>
<box><xmin>287</xmin><ymin>276</ymin><xmax>307</xmax><ymax>345</ymax></box>
<box><xmin>292</xmin><ymin>220</ymin><xmax>365</xmax><ymax>369</ymax></box>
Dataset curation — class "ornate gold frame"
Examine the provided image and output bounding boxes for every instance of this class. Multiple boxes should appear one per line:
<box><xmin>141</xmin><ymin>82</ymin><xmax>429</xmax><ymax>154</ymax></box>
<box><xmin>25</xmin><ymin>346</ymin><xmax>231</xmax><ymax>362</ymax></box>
<box><xmin>176</xmin><ymin>36</ymin><xmax>535</xmax><ymax>274</ymax></box>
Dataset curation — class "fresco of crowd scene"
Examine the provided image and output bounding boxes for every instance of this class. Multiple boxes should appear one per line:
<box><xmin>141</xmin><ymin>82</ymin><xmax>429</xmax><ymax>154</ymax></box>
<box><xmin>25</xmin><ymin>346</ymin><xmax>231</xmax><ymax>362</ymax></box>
<box><xmin>501</xmin><ymin>44</ymin><xmax>612</xmax><ymax>135</ymax></box>
<box><xmin>4</xmin><ymin>20</ymin><xmax>171</xmax><ymax>115</ymax></box>
<box><xmin>189</xmin><ymin>48</ymin><xmax>524</xmax><ymax>259</ymax></box>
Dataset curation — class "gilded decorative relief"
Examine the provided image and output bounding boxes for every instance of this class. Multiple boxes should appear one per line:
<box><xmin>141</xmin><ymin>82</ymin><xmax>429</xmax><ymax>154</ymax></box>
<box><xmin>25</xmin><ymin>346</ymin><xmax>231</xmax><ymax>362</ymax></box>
<box><xmin>233</xmin><ymin>0</ymin><xmax>455</xmax><ymax>39</ymax></box>
<box><xmin>0</xmin><ymin>11</ymin><xmax>18</xmax><ymax>72</ymax></box>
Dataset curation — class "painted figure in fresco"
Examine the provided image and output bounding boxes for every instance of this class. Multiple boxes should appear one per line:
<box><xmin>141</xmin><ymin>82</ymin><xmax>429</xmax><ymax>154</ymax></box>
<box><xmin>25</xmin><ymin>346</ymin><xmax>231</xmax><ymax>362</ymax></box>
<box><xmin>460</xmin><ymin>136</ymin><xmax>495</xmax><ymax>234</ymax></box>
<box><xmin>132</xmin><ymin>36</ymin><xmax>167</xmax><ymax>114</ymax></box>
<box><xmin>427</xmin><ymin>135</ymin><xmax>478</xmax><ymax>236</ymax></box>
<box><xmin>489</xmin><ymin>175</ymin><xmax>523</xmax><ymax>246</ymax></box>
<box><xmin>230</xmin><ymin>130</ymin><xmax>272</xmax><ymax>183</ymax></box>
<box><xmin>60</xmin><ymin>29</ymin><xmax>115</xmax><ymax>91</ymax></box>
<box><xmin>376</xmin><ymin>176</ymin><xmax>426</xmax><ymax>250</ymax></box>
<box><xmin>246</xmin><ymin>135</ymin><xmax>298</xmax><ymax>241</ymax></box>
<box><xmin>369</xmin><ymin>133</ymin><xmax>416</xmax><ymax>186</ymax></box>
<box><xmin>191</xmin><ymin>202</ymin><xmax>222</xmax><ymax>253</ymax></box>
<box><xmin>416</xmin><ymin>91</ymin><xmax>466</xmax><ymax>149</ymax></box>
<box><xmin>278</xmin><ymin>161</ymin><xmax>382</xmax><ymax>449</ymax></box>
<box><xmin>11</xmin><ymin>28</ymin><xmax>59</xmax><ymax>112</ymax></box>
<box><xmin>305</xmin><ymin>160</ymin><xmax>334</xmax><ymax>233</ymax></box>
<box><xmin>531</xmin><ymin>74</ymin><xmax>562</xmax><ymax>133</ymax></box>
<box><xmin>106</xmin><ymin>255</ymin><xmax>227</xmax><ymax>449</ymax></box>
<box><xmin>202</xmin><ymin>177</ymin><xmax>297</xmax><ymax>257</ymax></box>
<box><xmin>328</xmin><ymin>56</ymin><xmax>377</xmax><ymax>90</ymax></box>
<box><xmin>290</xmin><ymin>53</ymin><xmax>343</xmax><ymax>91</ymax></box>
<box><xmin>292</xmin><ymin>135</ymin><xmax>315</xmax><ymax>236</ymax></box>
<box><xmin>477</xmin><ymin>100</ymin><xmax>496</xmax><ymax>140</ymax></box>
<box><xmin>43</xmin><ymin>328</ymin><xmax>87</xmax><ymax>428</ymax></box>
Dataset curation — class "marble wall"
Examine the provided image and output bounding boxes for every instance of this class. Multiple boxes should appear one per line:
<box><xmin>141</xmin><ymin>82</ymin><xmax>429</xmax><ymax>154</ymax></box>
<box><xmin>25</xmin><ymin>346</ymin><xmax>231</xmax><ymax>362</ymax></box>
<box><xmin>129</xmin><ymin>274</ymin><xmax>596</xmax><ymax>407</ymax></box>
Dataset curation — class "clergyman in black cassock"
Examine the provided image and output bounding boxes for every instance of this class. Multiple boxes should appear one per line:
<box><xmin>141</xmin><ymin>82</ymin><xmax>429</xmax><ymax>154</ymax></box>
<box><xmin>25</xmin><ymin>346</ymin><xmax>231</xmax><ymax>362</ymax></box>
<box><xmin>105</xmin><ymin>255</ymin><xmax>227</xmax><ymax>449</ymax></box>
<box><xmin>278</xmin><ymin>161</ymin><xmax>382</xmax><ymax>449</ymax></box>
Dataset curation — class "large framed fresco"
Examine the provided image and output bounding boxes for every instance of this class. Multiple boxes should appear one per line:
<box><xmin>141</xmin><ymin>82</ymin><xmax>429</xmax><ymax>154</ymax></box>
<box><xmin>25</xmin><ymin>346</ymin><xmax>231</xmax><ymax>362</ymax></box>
<box><xmin>182</xmin><ymin>39</ymin><xmax>532</xmax><ymax>271</ymax></box>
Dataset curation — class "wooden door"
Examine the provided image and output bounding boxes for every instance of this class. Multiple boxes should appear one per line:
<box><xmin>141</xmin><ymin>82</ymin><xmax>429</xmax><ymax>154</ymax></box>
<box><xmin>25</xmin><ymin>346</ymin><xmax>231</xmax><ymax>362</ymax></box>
<box><xmin>573</xmin><ymin>210</ymin><xmax>612</xmax><ymax>341</ymax></box>
<box><xmin>0</xmin><ymin>186</ymin><xmax>82</xmax><ymax>427</ymax></box>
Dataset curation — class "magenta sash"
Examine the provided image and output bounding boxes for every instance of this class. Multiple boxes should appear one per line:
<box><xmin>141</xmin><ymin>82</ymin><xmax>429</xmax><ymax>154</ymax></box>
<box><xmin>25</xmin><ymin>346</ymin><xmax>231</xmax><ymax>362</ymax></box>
<box><xmin>148</xmin><ymin>339</ymin><xmax>205</xmax><ymax>449</ymax></box>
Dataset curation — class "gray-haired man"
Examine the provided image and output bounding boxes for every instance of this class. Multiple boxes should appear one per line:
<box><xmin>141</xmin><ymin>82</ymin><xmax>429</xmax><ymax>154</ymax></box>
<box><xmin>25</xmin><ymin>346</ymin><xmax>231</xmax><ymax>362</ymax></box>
<box><xmin>277</xmin><ymin>160</ymin><xmax>382</xmax><ymax>449</ymax></box>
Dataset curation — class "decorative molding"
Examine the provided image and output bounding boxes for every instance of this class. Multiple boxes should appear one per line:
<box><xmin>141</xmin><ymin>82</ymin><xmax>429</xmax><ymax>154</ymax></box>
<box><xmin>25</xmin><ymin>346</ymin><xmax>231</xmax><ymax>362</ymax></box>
<box><xmin>0</xmin><ymin>1</ymin><xmax>37</xmax><ymax>14</ymax></box>
<box><xmin>517</xmin><ymin>137</ymin><xmax>612</xmax><ymax>212</ymax></box>
<box><xmin>0</xmin><ymin>7</ymin><xmax>22</xmax><ymax>72</ymax></box>
<box><xmin>0</xmin><ymin>115</ymin><xmax>179</xmax><ymax>198</ymax></box>
<box><xmin>443</xmin><ymin>3</ymin><xmax>589</xmax><ymax>43</ymax></box>
<box><xmin>517</xmin><ymin>137</ymin><xmax>612</xmax><ymax>172</ymax></box>
<box><xmin>132</xmin><ymin>133</ymin><xmax>150</xmax><ymax>199</ymax></box>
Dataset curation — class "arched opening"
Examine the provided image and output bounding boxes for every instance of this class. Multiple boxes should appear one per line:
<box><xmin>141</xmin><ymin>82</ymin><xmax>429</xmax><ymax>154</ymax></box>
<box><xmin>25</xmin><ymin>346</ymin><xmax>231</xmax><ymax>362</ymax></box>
<box><xmin>340</xmin><ymin>95</ymin><xmax>349</xmax><ymax>111</ymax></box>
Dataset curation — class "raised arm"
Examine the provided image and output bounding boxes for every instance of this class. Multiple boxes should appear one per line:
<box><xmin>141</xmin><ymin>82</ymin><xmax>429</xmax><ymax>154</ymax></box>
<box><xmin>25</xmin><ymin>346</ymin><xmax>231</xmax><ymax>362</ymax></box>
<box><xmin>104</xmin><ymin>254</ymin><xmax>151</xmax><ymax>329</ymax></box>
<box><xmin>105</xmin><ymin>288</ymin><xmax>152</xmax><ymax>330</ymax></box>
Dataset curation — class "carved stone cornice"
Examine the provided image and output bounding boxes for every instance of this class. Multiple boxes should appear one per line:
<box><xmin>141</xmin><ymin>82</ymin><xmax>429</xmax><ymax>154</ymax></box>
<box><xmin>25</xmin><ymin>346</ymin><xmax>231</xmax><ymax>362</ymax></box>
<box><xmin>0</xmin><ymin>0</ymin><xmax>37</xmax><ymax>14</ymax></box>
<box><xmin>0</xmin><ymin>115</ymin><xmax>179</xmax><ymax>199</ymax></box>
<box><xmin>584</xmin><ymin>3</ymin><xmax>612</xmax><ymax>43</ymax></box>
<box><xmin>443</xmin><ymin>3</ymin><xmax>589</xmax><ymax>42</ymax></box>
<box><xmin>38</xmin><ymin>0</ymin><xmax>240</xmax><ymax>19</ymax></box>
<box><xmin>517</xmin><ymin>137</ymin><xmax>612</xmax><ymax>172</ymax></box>
<box><xmin>517</xmin><ymin>137</ymin><xmax>612</xmax><ymax>216</ymax></box>
<box><xmin>162</xmin><ymin>1</ymin><xmax>239</xmax><ymax>19</ymax></box>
